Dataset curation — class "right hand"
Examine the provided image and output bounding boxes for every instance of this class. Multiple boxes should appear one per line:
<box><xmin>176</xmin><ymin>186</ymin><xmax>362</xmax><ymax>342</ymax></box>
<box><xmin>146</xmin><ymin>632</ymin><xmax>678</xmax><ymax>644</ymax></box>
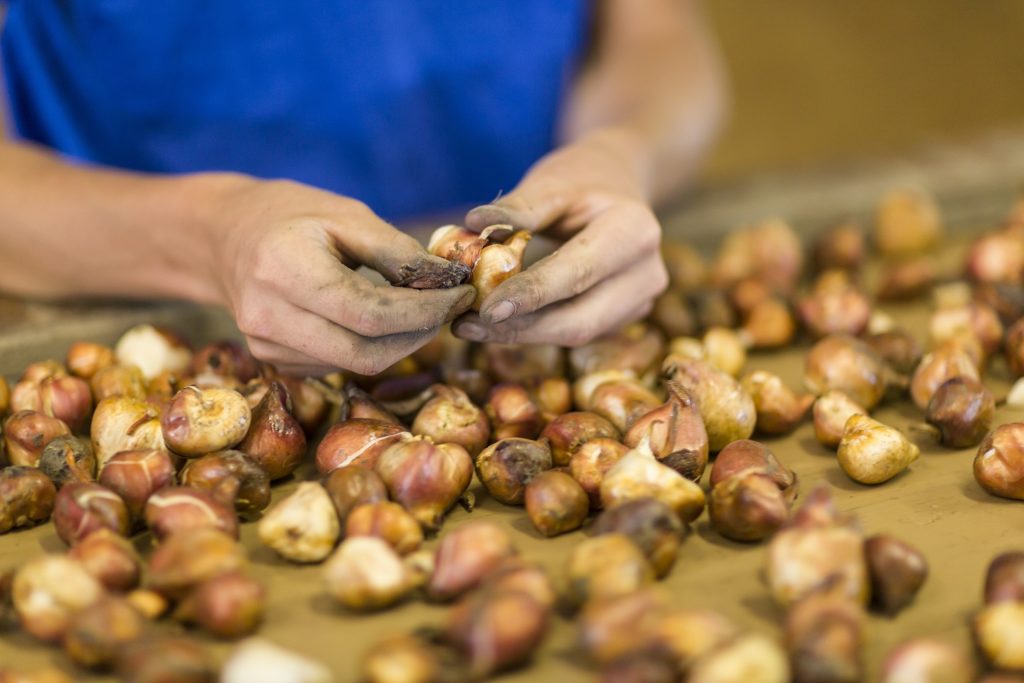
<box><xmin>203</xmin><ymin>176</ymin><xmax>475</xmax><ymax>376</ymax></box>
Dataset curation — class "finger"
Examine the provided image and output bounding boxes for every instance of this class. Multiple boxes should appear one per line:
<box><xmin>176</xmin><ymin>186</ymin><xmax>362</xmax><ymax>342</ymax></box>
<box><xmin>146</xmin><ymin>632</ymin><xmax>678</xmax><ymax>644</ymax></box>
<box><xmin>241</xmin><ymin>301</ymin><xmax>440</xmax><ymax>376</ymax></box>
<box><xmin>266</xmin><ymin>242</ymin><xmax>475</xmax><ymax>337</ymax></box>
<box><xmin>465</xmin><ymin>173</ymin><xmax>573</xmax><ymax>234</ymax></box>
<box><xmin>452</xmin><ymin>254</ymin><xmax>666</xmax><ymax>346</ymax></box>
<box><xmin>246</xmin><ymin>338</ymin><xmax>337</xmax><ymax>375</ymax></box>
<box><xmin>332</xmin><ymin>205</ymin><xmax>470</xmax><ymax>288</ymax></box>
<box><xmin>477</xmin><ymin>201</ymin><xmax>661</xmax><ymax>324</ymax></box>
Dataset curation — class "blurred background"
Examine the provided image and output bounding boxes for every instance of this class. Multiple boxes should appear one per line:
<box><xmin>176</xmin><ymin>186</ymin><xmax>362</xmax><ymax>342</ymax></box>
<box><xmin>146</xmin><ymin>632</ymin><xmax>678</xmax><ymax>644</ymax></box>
<box><xmin>702</xmin><ymin>0</ymin><xmax>1024</xmax><ymax>180</ymax></box>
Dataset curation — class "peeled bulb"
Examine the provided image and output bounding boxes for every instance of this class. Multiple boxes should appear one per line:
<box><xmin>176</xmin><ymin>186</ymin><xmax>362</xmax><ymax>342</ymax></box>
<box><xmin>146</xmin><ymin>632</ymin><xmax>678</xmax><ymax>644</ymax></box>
<box><xmin>689</xmin><ymin>633</ymin><xmax>790</xmax><ymax>683</ymax></box>
<box><xmin>114</xmin><ymin>324</ymin><xmax>192</xmax><ymax>380</ymax></box>
<box><xmin>662</xmin><ymin>356</ymin><xmax>756</xmax><ymax>451</ymax></box>
<box><xmin>375</xmin><ymin>436</ymin><xmax>473</xmax><ymax>530</ymax></box>
<box><xmin>161</xmin><ymin>386</ymin><xmax>252</xmax><ymax>457</ymax></box>
<box><xmin>258</xmin><ymin>482</ymin><xmax>340</xmax><ymax>563</ymax></box>
<box><xmin>837</xmin><ymin>414</ymin><xmax>919</xmax><ymax>485</ymax></box>
<box><xmin>222</xmin><ymin>638</ymin><xmax>332</xmax><ymax>683</ymax></box>
<box><xmin>599</xmin><ymin>438</ymin><xmax>705</xmax><ymax>524</ymax></box>
<box><xmin>323</xmin><ymin>537</ymin><xmax>416</xmax><ymax>611</ymax></box>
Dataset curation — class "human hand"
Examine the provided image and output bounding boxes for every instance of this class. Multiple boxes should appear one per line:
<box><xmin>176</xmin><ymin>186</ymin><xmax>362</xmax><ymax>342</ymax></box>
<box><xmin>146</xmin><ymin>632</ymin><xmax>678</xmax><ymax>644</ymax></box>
<box><xmin>451</xmin><ymin>131</ymin><xmax>668</xmax><ymax>346</ymax></box>
<box><xmin>206</xmin><ymin>177</ymin><xmax>475</xmax><ymax>375</ymax></box>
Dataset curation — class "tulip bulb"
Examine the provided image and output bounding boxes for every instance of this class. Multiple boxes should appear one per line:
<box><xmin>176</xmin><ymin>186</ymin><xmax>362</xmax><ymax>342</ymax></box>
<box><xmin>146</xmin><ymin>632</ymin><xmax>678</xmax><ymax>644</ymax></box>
<box><xmin>709</xmin><ymin>471</ymin><xmax>792</xmax><ymax>542</ymax></box>
<box><xmin>966</xmin><ymin>228</ymin><xmax>1024</xmax><ymax>284</ymax></box>
<box><xmin>475</xmin><ymin>437</ymin><xmax>553</xmax><ymax>506</ymax></box>
<box><xmin>804</xmin><ymin>335</ymin><xmax>889</xmax><ymax>410</ymax></box>
<box><xmin>161</xmin><ymin>386</ymin><xmax>251</xmax><ymax>457</ymax></box>
<box><xmin>12</xmin><ymin>555</ymin><xmax>103</xmax><ymax>642</ymax></box>
<box><xmin>568</xmin><ymin>323</ymin><xmax>666</xmax><ymax>378</ymax></box>
<box><xmin>662</xmin><ymin>241</ymin><xmax>707</xmax><ymax>292</ymax></box>
<box><xmin>485</xmin><ymin>383</ymin><xmax>543</xmax><ymax>440</ymax></box>
<box><xmin>974</xmin><ymin>423</ymin><xmax>1024</xmax><ymax>500</ymax></box>
<box><xmin>67</xmin><ymin>528</ymin><xmax>142</xmax><ymax>592</ymax></box>
<box><xmin>740</xmin><ymin>296</ymin><xmax>797</xmax><ymax>350</ymax></box>
<box><xmin>411</xmin><ymin>384</ymin><xmax>490</xmax><ymax>457</ymax></box>
<box><xmin>880</xmin><ymin>639</ymin><xmax>973</xmax><ymax>683</ymax></box>
<box><xmin>446</xmin><ymin>588</ymin><xmax>550</xmax><ymax>679</ymax></box>
<box><xmin>864</xmin><ymin>329</ymin><xmax>923</xmax><ymax>376</ymax></box>
<box><xmin>144</xmin><ymin>486</ymin><xmax>239</xmax><ymax>541</ymax></box>
<box><xmin>345</xmin><ymin>501</ymin><xmax>424</xmax><ymax>555</ymax></box>
<box><xmin>874</xmin><ymin>187</ymin><xmax>942</xmax><ymax>255</ymax></box>
<box><xmin>428</xmin><ymin>224</ymin><xmax>490</xmax><ymax>270</ymax></box>
<box><xmin>599</xmin><ymin>438</ymin><xmax>705</xmax><ymax>524</ymax></box>
<box><xmin>322</xmin><ymin>465</ymin><xmax>389</xmax><ymax>526</ymax></box>
<box><xmin>785</xmin><ymin>582</ymin><xmax>866</xmax><ymax>683</ymax></box>
<box><xmin>63</xmin><ymin>596</ymin><xmax>146</xmax><ymax>669</ymax></box>
<box><xmin>524</xmin><ymin>470</ymin><xmax>589</xmax><ymax>537</ymax></box>
<box><xmin>315</xmin><ymin>418</ymin><xmax>410</xmax><ymax>475</ymax></box>
<box><xmin>174</xmin><ymin>571</ymin><xmax>265</xmax><ymax>639</ymax></box>
<box><xmin>813</xmin><ymin>222</ymin><xmax>866</xmax><ymax>273</ymax></box>
<box><xmin>925</xmin><ymin>376</ymin><xmax>994</xmax><ymax>448</ymax></box>
<box><xmin>742</xmin><ymin>370</ymin><xmax>814</xmax><ymax>436</ymax></box>
<box><xmin>90</xmin><ymin>397</ymin><xmax>165</xmax><ymax>469</ymax></box>
<box><xmin>258</xmin><ymin>482</ymin><xmax>340</xmax><ymax>563</ymax></box>
<box><xmin>910</xmin><ymin>339</ymin><xmax>981</xmax><ymax>410</ymax></box>
<box><xmin>223</xmin><ymin>638</ymin><xmax>333</xmax><ymax>683</ymax></box>
<box><xmin>564</xmin><ymin>533</ymin><xmax>654</xmax><ymax>607</ymax></box>
<box><xmin>0</xmin><ymin>466</ymin><xmax>56</xmax><ymax>534</ymax></box>
<box><xmin>662</xmin><ymin>356</ymin><xmax>756</xmax><ymax>451</ymax></box>
<box><xmin>324</xmin><ymin>537</ymin><xmax>416</xmax><ymax>611</ymax></box>
<box><xmin>765</xmin><ymin>487</ymin><xmax>868</xmax><ymax>606</ymax></box>
<box><xmin>4</xmin><ymin>410</ymin><xmax>71</xmax><ymax>467</ymax></box>
<box><xmin>797</xmin><ymin>269</ymin><xmax>872</xmax><ymax>338</ymax></box>
<box><xmin>90</xmin><ymin>364</ymin><xmax>148</xmax><ymax>402</ymax></box>
<box><xmin>864</xmin><ymin>534</ymin><xmax>928</xmax><ymax>615</ymax></box>
<box><xmin>591</xmin><ymin>498</ymin><xmax>686</xmax><ymax>578</ymax></box>
<box><xmin>238</xmin><ymin>381</ymin><xmax>307</xmax><ymax>480</ymax></box>
<box><xmin>568</xmin><ymin>437</ymin><xmax>630</xmax><ymax>509</ymax></box>
<box><xmin>1008</xmin><ymin>318</ymin><xmax>1024</xmax><ymax>379</ymax></box>
<box><xmin>471</xmin><ymin>229</ymin><xmax>530</xmax><ymax>309</ymax></box>
<box><xmin>375</xmin><ymin>435</ymin><xmax>473</xmax><ymax>530</ymax></box>
<box><xmin>146</xmin><ymin>527</ymin><xmax>247</xmax><ymax>600</ymax></box>
<box><xmin>711</xmin><ymin>218</ymin><xmax>804</xmax><ymax>295</ymax></box>
<box><xmin>930</xmin><ymin>301</ymin><xmax>1003</xmax><ymax>358</ymax></box>
<box><xmin>812</xmin><ymin>391</ymin><xmax>866</xmax><ymax>450</ymax></box>
<box><xmin>709</xmin><ymin>439</ymin><xmax>797</xmax><ymax>494</ymax></box>
<box><xmin>624</xmin><ymin>382</ymin><xmax>708</xmax><ymax>480</ymax></box>
<box><xmin>179</xmin><ymin>450</ymin><xmax>271</xmax><ymax>514</ymax></box>
<box><xmin>877</xmin><ymin>258</ymin><xmax>937</xmax><ymax>301</ymax></box>
<box><xmin>689</xmin><ymin>634</ymin><xmax>790</xmax><ymax>683</ymax></box>
<box><xmin>541</xmin><ymin>411</ymin><xmax>620</xmax><ymax>466</ymax></box>
<box><xmin>974</xmin><ymin>602</ymin><xmax>1024</xmax><ymax>672</ymax></box>
<box><xmin>37</xmin><ymin>435</ymin><xmax>96</xmax><ymax>488</ymax></box>
<box><xmin>428</xmin><ymin>520</ymin><xmax>516</xmax><ymax>602</ymax></box>
<box><xmin>837</xmin><ymin>415</ymin><xmax>919</xmax><ymax>485</ymax></box>
<box><xmin>115</xmin><ymin>324</ymin><xmax>192</xmax><ymax>380</ymax></box>
<box><xmin>98</xmin><ymin>449</ymin><xmax>176</xmax><ymax>521</ymax></box>
<box><xmin>52</xmin><ymin>482</ymin><xmax>131</xmax><ymax>545</ymax></box>
<box><xmin>574</xmin><ymin>372</ymin><xmax>662</xmax><ymax>434</ymax></box>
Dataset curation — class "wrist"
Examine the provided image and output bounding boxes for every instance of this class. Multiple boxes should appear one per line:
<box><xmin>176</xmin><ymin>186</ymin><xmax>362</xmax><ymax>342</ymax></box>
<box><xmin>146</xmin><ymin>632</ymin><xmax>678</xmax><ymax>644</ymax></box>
<box><xmin>574</xmin><ymin>126</ymin><xmax>655</xmax><ymax>202</ymax></box>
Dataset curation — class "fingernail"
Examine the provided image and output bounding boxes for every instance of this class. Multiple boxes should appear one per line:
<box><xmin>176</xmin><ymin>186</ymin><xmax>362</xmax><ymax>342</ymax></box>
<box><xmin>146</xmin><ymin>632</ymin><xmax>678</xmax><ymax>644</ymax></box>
<box><xmin>486</xmin><ymin>301</ymin><xmax>515</xmax><ymax>324</ymax></box>
<box><xmin>455</xmin><ymin>322</ymin><xmax>485</xmax><ymax>341</ymax></box>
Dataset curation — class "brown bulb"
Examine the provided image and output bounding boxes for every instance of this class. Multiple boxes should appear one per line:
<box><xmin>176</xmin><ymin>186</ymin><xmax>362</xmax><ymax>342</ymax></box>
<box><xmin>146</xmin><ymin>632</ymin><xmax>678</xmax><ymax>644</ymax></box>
<box><xmin>345</xmin><ymin>501</ymin><xmax>424</xmax><ymax>555</ymax></box>
<box><xmin>812</xmin><ymin>391</ymin><xmax>866</xmax><ymax>450</ymax></box>
<box><xmin>189</xmin><ymin>340</ymin><xmax>259</xmax><ymax>384</ymax></box>
<box><xmin>479</xmin><ymin>343</ymin><xmax>565</xmax><ymax>385</ymax></box>
<box><xmin>322</xmin><ymin>465</ymin><xmax>389</xmax><ymax>526</ymax></box>
<box><xmin>445</xmin><ymin>588</ymin><xmax>550</xmax><ymax>679</ymax></box>
<box><xmin>411</xmin><ymin>384</ymin><xmax>490</xmax><ymax>456</ymax></box>
<box><xmin>0</xmin><ymin>466</ymin><xmax>56</xmax><ymax>534</ymax></box>
<box><xmin>569</xmin><ymin>437</ymin><xmax>630</xmax><ymax>509</ymax></box>
<box><xmin>925</xmin><ymin>376</ymin><xmax>995</xmax><ymax>448</ymax></box>
<box><xmin>4</xmin><ymin>410</ymin><xmax>71</xmax><ymax>468</ymax></box>
<box><xmin>662</xmin><ymin>241</ymin><xmax>707</xmax><ymax>292</ymax></box>
<box><xmin>68</xmin><ymin>528</ymin><xmax>142</xmax><ymax>592</ymax></box>
<box><xmin>174</xmin><ymin>571</ymin><xmax>265</xmax><ymax>639</ymax></box>
<box><xmin>967</xmin><ymin>228</ymin><xmax>1024</xmax><ymax>284</ymax></box>
<box><xmin>649</xmin><ymin>289</ymin><xmax>697</xmax><ymax>339</ymax></box>
<box><xmin>475</xmin><ymin>437</ymin><xmax>553</xmax><ymax>505</ymax></box>
<box><xmin>471</xmin><ymin>230</ymin><xmax>531</xmax><ymax>309</ymax></box>
<box><xmin>427</xmin><ymin>520</ymin><xmax>516</xmax><ymax>602</ymax></box>
<box><xmin>797</xmin><ymin>270</ymin><xmax>872</xmax><ymax>339</ymax></box>
<box><xmin>161</xmin><ymin>386</ymin><xmax>251</xmax><ymax>457</ymax></box>
<box><xmin>144</xmin><ymin>486</ymin><xmax>239</xmax><ymax>541</ymax></box>
<box><xmin>179</xmin><ymin>450</ymin><xmax>271</xmax><ymax>514</ymax></box>
<box><xmin>709</xmin><ymin>439</ymin><xmax>797</xmax><ymax>495</ymax></box>
<box><xmin>90</xmin><ymin>364</ymin><xmax>148</xmax><ymax>402</ymax></box>
<box><xmin>592</xmin><ymin>498</ymin><xmax>685</xmax><ymax>578</ymax></box>
<box><xmin>661</xmin><ymin>356</ymin><xmax>756</xmax><ymax>451</ymax></box>
<box><xmin>785</xmin><ymin>582</ymin><xmax>866</xmax><ymax>683</ymax></box>
<box><xmin>568</xmin><ymin>323</ymin><xmax>666</xmax><ymax>378</ymax></box>
<box><xmin>146</xmin><ymin>527</ymin><xmax>247</xmax><ymax>600</ymax></box>
<box><xmin>316</xmin><ymin>418</ymin><xmax>410</xmax><ymax>475</ymax></box>
<box><xmin>52</xmin><ymin>482</ymin><xmax>130</xmax><ymax>545</ymax></box>
<box><xmin>710</xmin><ymin>218</ymin><xmax>804</xmax><ymax>295</ymax></box>
<box><xmin>813</xmin><ymin>222</ymin><xmax>866</xmax><ymax>272</ymax></box>
<box><xmin>375</xmin><ymin>435</ymin><xmax>473</xmax><ymax>530</ymax></box>
<box><xmin>864</xmin><ymin>534</ymin><xmax>928</xmax><ymax>615</ymax></box>
<box><xmin>63</xmin><ymin>596</ymin><xmax>146</xmax><ymax>669</ymax></box>
<box><xmin>910</xmin><ymin>338</ymin><xmax>981</xmax><ymax>410</ymax></box>
<box><xmin>709</xmin><ymin>471</ymin><xmax>792</xmax><ymax>542</ymax></box>
<box><xmin>115</xmin><ymin>637</ymin><xmax>217</xmax><ymax>683</ymax></box>
<box><xmin>485</xmin><ymin>383</ymin><xmax>543</xmax><ymax>440</ymax></box>
<box><xmin>624</xmin><ymin>382</ymin><xmax>709</xmax><ymax>481</ymax></box>
<box><xmin>98</xmin><ymin>449</ymin><xmax>176</xmax><ymax>521</ymax></box>
<box><xmin>90</xmin><ymin>397</ymin><xmax>164</xmax><ymax>469</ymax></box>
<box><xmin>985</xmin><ymin>552</ymin><xmax>1024</xmax><ymax>605</ymax></box>
<box><xmin>1008</xmin><ymin>318</ymin><xmax>1024</xmax><ymax>379</ymax></box>
<box><xmin>864</xmin><ymin>329</ymin><xmax>923</xmax><ymax>376</ymax></box>
<box><xmin>66</xmin><ymin>341</ymin><xmax>116</xmax><ymax>379</ymax></box>
<box><xmin>974</xmin><ymin>423</ymin><xmax>1024</xmax><ymax>500</ymax></box>
<box><xmin>12</xmin><ymin>374</ymin><xmax>93</xmax><ymax>432</ymax></box>
<box><xmin>877</xmin><ymin>257</ymin><xmax>937</xmax><ymax>301</ymax></box>
<box><xmin>12</xmin><ymin>555</ymin><xmax>103</xmax><ymax>642</ymax></box>
<box><xmin>524</xmin><ymin>470</ymin><xmax>588</xmax><ymax>537</ymax></box>
<box><xmin>114</xmin><ymin>324</ymin><xmax>192</xmax><ymax>380</ymax></box>
<box><xmin>37</xmin><ymin>435</ymin><xmax>96</xmax><ymax>488</ymax></box>
<box><xmin>564</xmin><ymin>533</ymin><xmax>654</xmax><ymax>607</ymax></box>
<box><xmin>740</xmin><ymin>296</ymin><xmax>797</xmax><ymax>349</ymax></box>
<box><xmin>804</xmin><ymin>335</ymin><xmax>889</xmax><ymax>410</ymax></box>
<box><xmin>880</xmin><ymin>639</ymin><xmax>973</xmax><ymax>683</ymax></box>
<box><xmin>540</xmin><ymin>411</ymin><xmax>620</xmax><ymax>467</ymax></box>
<box><xmin>838</xmin><ymin>414</ymin><xmax>920</xmax><ymax>485</ymax></box>
<box><xmin>238</xmin><ymin>380</ymin><xmax>307</xmax><ymax>479</ymax></box>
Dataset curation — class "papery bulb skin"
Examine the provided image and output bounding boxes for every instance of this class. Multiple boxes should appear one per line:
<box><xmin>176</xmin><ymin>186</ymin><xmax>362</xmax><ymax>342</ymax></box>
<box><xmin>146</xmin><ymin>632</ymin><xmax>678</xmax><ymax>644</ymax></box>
<box><xmin>624</xmin><ymin>383</ymin><xmax>709</xmax><ymax>481</ymax></box>
<box><xmin>90</xmin><ymin>397</ymin><xmax>165</xmax><ymax>469</ymax></box>
<box><xmin>0</xmin><ymin>466</ymin><xmax>57</xmax><ymax>534</ymax></box>
<box><xmin>661</xmin><ymin>356</ymin><xmax>756</xmax><ymax>451</ymax></box>
<box><xmin>4</xmin><ymin>410</ymin><xmax>71</xmax><ymax>467</ymax></box>
<box><xmin>599</xmin><ymin>438</ymin><xmax>705</xmax><ymax>524</ymax></box>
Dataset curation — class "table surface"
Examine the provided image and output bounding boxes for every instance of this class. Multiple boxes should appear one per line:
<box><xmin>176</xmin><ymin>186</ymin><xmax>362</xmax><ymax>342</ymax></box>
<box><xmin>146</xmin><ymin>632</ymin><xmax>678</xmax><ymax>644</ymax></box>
<box><xmin>4</xmin><ymin>135</ymin><xmax>1024</xmax><ymax>680</ymax></box>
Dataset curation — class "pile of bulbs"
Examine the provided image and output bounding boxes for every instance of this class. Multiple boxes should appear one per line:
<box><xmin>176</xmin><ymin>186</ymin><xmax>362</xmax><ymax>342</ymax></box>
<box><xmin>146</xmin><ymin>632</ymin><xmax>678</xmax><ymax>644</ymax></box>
<box><xmin>1</xmin><ymin>187</ymin><xmax>1024</xmax><ymax>682</ymax></box>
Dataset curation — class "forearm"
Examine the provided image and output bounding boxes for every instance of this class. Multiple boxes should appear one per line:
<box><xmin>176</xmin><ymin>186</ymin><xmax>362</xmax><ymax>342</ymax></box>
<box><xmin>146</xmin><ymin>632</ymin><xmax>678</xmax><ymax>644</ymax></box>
<box><xmin>0</xmin><ymin>139</ymin><xmax>232</xmax><ymax>304</ymax></box>
<box><xmin>561</xmin><ymin>0</ymin><xmax>727</xmax><ymax>205</ymax></box>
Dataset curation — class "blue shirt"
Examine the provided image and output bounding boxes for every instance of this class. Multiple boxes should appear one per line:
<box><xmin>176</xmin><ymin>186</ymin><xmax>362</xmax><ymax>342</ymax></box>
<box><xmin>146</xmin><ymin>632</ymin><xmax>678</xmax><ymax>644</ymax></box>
<box><xmin>1</xmin><ymin>1</ymin><xmax>588</xmax><ymax>220</ymax></box>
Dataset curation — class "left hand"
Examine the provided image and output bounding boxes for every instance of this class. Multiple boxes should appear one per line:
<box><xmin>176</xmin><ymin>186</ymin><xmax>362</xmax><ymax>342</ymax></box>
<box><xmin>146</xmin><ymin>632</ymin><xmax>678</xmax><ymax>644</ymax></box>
<box><xmin>451</xmin><ymin>130</ymin><xmax>669</xmax><ymax>346</ymax></box>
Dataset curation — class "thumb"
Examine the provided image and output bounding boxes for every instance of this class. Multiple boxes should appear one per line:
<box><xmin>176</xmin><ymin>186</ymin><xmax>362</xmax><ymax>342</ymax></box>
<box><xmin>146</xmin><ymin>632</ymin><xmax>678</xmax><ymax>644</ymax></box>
<box><xmin>337</xmin><ymin>207</ymin><xmax>470</xmax><ymax>289</ymax></box>
<box><xmin>465</xmin><ymin>175</ymin><xmax>570</xmax><ymax>234</ymax></box>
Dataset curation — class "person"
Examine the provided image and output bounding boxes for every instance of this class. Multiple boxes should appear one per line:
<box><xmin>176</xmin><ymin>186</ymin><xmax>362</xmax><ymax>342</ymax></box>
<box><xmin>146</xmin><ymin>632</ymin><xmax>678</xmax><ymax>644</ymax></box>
<box><xmin>0</xmin><ymin>0</ymin><xmax>725</xmax><ymax>375</ymax></box>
